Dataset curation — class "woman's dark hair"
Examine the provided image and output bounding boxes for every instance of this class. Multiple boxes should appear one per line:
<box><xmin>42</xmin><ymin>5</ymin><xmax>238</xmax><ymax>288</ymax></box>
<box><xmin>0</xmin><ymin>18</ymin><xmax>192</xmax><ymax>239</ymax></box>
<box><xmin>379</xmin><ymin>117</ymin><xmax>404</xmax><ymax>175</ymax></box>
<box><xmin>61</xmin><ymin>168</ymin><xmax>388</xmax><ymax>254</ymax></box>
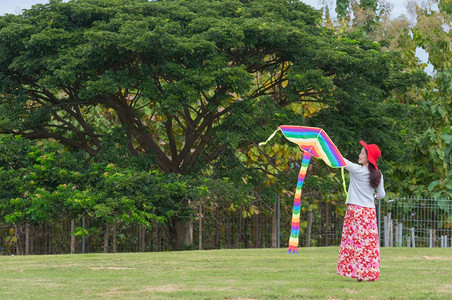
<box><xmin>368</xmin><ymin>161</ymin><xmax>381</xmax><ymax>189</ymax></box>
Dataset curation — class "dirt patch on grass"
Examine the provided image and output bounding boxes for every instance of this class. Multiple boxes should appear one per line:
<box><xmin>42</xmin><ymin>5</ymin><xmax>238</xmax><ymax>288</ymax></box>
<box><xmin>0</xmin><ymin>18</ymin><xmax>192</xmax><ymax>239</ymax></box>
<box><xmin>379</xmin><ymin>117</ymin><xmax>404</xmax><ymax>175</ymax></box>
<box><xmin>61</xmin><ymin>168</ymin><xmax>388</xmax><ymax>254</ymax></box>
<box><xmin>8</xmin><ymin>278</ymin><xmax>63</xmax><ymax>288</ymax></box>
<box><xmin>97</xmin><ymin>284</ymin><xmax>184</xmax><ymax>296</ymax></box>
<box><xmin>90</xmin><ymin>266</ymin><xmax>136</xmax><ymax>270</ymax></box>
<box><xmin>143</xmin><ymin>285</ymin><xmax>184</xmax><ymax>293</ymax></box>
<box><xmin>422</xmin><ymin>256</ymin><xmax>452</xmax><ymax>261</ymax></box>
<box><xmin>191</xmin><ymin>286</ymin><xmax>234</xmax><ymax>292</ymax></box>
<box><xmin>345</xmin><ymin>288</ymin><xmax>358</xmax><ymax>294</ymax></box>
<box><xmin>439</xmin><ymin>284</ymin><xmax>452</xmax><ymax>293</ymax></box>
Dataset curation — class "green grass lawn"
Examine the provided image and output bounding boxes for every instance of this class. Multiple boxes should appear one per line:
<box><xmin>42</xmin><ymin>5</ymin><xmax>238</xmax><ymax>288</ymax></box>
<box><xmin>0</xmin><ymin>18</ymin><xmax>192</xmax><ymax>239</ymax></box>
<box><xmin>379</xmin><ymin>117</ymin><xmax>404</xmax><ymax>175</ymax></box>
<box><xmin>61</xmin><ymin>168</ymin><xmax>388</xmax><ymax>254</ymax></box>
<box><xmin>0</xmin><ymin>247</ymin><xmax>451</xmax><ymax>299</ymax></box>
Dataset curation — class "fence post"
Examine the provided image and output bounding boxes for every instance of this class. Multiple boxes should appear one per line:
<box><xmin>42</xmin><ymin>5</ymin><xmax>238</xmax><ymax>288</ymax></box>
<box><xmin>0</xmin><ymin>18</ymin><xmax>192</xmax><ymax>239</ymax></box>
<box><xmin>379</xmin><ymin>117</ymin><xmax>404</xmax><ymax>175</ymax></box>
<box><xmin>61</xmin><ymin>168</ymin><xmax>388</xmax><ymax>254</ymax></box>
<box><xmin>82</xmin><ymin>214</ymin><xmax>85</xmax><ymax>254</ymax></box>
<box><xmin>441</xmin><ymin>236</ymin><xmax>444</xmax><ymax>248</ymax></box>
<box><xmin>388</xmin><ymin>213</ymin><xmax>393</xmax><ymax>247</ymax></box>
<box><xmin>395</xmin><ymin>222</ymin><xmax>399</xmax><ymax>247</ymax></box>
<box><xmin>433</xmin><ymin>229</ymin><xmax>436</xmax><ymax>248</ymax></box>
<box><xmin>384</xmin><ymin>215</ymin><xmax>388</xmax><ymax>247</ymax></box>
<box><xmin>429</xmin><ymin>229</ymin><xmax>433</xmax><ymax>248</ymax></box>
<box><xmin>411</xmin><ymin>227</ymin><xmax>415</xmax><ymax>248</ymax></box>
<box><xmin>383</xmin><ymin>213</ymin><xmax>393</xmax><ymax>247</ymax></box>
<box><xmin>446</xmin><ymin>235</ymin><xmax>448</xmax><ymax>248</ymax></box>
<box><xmin>398</xmin><ymin>223</ymin><xmax>403</xmax><ymax>247</ymax></box>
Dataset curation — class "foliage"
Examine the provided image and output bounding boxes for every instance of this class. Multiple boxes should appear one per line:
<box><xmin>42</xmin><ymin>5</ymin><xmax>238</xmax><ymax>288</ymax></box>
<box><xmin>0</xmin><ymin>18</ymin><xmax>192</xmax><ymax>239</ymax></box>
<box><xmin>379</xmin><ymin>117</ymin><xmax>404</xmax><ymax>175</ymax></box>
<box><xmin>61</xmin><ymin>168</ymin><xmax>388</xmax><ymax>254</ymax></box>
<box><xmin>320</xmin><ymin>0</ymin><xmax>450</xmax><ymax>199</ymax></box>
<box><xmin>0</xmin><ymin>0</ymin><xmax>413</xmax><ymax>177</ymax></box>
<box><xmin>377</xmin><ymin>0</ymin><xmax>452</xmax><ymax>198</ymax></box>
<box><xmin>0</xmin><ymin>136</ymin><xmax>208</xmax><ymax>250</ymax></box>
<box><xmin>0</xmin><ymin>0</ymin><xmax>450</xmax><ymax>253</ymax></box>
<box><xmin>411</xmin><ymin>1</ymin><xmax>451</xmax><ymax>198</ymax></box>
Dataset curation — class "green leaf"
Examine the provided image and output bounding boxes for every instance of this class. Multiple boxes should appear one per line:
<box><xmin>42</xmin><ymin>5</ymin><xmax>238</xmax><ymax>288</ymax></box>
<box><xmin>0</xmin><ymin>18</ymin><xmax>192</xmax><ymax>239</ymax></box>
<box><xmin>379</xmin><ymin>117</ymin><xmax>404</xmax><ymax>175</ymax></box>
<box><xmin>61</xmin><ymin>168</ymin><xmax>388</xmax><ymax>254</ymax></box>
<box><xmin>428</xmin><ymin>180</ymin><xmax>439</xmax><ymax>191</ymax></box>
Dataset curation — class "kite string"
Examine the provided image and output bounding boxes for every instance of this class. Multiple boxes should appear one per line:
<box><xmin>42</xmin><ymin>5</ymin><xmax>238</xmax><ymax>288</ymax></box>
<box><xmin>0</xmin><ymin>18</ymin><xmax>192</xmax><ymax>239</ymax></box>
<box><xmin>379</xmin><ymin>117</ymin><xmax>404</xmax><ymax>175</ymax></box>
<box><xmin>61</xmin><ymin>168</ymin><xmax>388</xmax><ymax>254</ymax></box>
<box><xmin>341</xmin><ymin>167</ymin><xmax>349</xmax><ymax>203</ymax></box>
<box><xmin>258</xmin><ymin>128</ymin><xmax>281</xmax><ymax>146</ymax></box>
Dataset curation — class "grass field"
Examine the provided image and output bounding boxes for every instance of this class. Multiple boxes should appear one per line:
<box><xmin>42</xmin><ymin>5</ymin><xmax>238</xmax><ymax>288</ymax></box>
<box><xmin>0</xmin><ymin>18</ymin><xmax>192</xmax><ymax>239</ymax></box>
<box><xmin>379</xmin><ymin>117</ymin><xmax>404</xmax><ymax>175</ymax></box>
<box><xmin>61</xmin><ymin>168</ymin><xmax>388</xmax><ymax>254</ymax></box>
<box><xmin>1</xmin><ymin>247</ymin><xmax>451</xmax><ymax>299</ymax></box>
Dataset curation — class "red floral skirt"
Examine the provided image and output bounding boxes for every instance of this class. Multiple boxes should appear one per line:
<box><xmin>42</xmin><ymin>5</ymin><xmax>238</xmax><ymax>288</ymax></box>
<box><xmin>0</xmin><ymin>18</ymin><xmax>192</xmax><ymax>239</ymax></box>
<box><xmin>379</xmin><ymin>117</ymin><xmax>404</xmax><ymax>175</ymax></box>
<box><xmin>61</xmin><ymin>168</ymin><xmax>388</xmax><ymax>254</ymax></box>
<box><xmin>337</xmin><ymin>204</ymin><xmax>380</xmax><ymax>281</ymax></box>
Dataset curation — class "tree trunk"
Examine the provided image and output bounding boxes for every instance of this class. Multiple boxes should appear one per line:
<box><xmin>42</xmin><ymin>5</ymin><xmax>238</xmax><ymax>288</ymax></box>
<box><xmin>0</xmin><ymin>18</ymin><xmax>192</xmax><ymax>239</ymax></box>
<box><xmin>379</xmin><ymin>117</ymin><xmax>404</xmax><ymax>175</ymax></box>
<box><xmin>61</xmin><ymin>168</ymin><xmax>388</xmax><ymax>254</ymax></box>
<box><xmin>86</xmin><ymin>215</ymin><xmax>90</xmax><ymax>253</ymax></box>
<box><xmin>25</xmin><ymin>223</ymin><xmax>30</xmax><ymax>255</ymax></box>
<box><xmin>61</xmin><ymin>220</ymin><xmax>65</xmax><ymax>253</ymax></box>
<box><xmin>112</xmin><ymin>223</ymin><xmax>117</xmax><ymax>253</ymax></box>
<box><xmin>226</xmin><ymin>212</ymin><xmax>231</xmax><ymax>249</ymax></box>
<box><xmin>138</xmin><ymin>225</ymin><xmax>143</xmax><ymax>251</ymax></box>
<box><xmin>198</xmin><ymin>203</ymin><xmax>203</xmax><ymax>250</ymax></box>
<box><xmin>29</xmin><ymin>226</ymin><xmax>33</xmax><ymax>254</ymax></box>
<box><xmin>155</xmin><ymin>223</ymin><xmax>160</xmax><ymax>252</ymax></box>
<box><xmin>244</xmin><ymin>218</ymin><xmax>249</xmax><ymax>248</ymax></box>
<box><xmin>305</xmin><ymin>211</ymin><xmax>313</xmax><ymax>247</ymax></box>
<box><xmin>170</xmin><ymin>219</ymin><xmax>193</xmax><ymax>250</ymax></box>
<box><xmin>234</xmin><ymin>214</ymin><xmax>241</xmax><ymax>248</ymax></box>
<box><xmin>14</xmin><ymin>224</ymin><xmax>22</xmax><ymax>255</ymax></box>
<box><xmin>215</xmin><ymin>208</ymin><xmax>220</xmax><ymax>248</ymax></box>
<box><xmin>272</xmin><ymin>202</ymin><xmax>278</xmax><ymax>248</ymax></box>
<box><xmin>103</xmin><ymin>224</ymin><xmax>110</xmax><ymax>253</ymax></box>
<box><xmin>251</xmin><ymin>215</ymin><xmax>256</xmax><ymax>248</ymax></box>
<box><xmin>42</xmin><ymin>223</ymin><xmax>49</xmax><ymax>254</ymax></box>
<box><xmin>139</xmin><ymin>225</ymin><xmax>146</xmax><ymax>252</ymax></box>
<box><xmin>325</xmin><ymin>203</ymin><xmax>330</xmax><ymax>246</ymax></box>
<box><xmin>256</xmin><ymin>214</ymin><xmax>261</xmax><ymax>248</ymax></box>
<box><xmin>188</xmin><ymin>221</ymin><xmax>193</xmax><ymax>247</ymax></box>
<box><xmin>70</xmin><ymin>219</ymin><xmax>76</xmax><ymax>254</ymax></box>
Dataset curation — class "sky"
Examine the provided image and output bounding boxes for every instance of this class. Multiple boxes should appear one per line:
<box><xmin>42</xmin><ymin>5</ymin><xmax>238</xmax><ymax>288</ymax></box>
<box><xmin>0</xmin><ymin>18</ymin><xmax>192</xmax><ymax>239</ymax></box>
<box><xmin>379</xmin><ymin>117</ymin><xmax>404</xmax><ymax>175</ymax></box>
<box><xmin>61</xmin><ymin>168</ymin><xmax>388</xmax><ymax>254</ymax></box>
<box><xmin>0</xmin><ymin>0</ymin><xmax>432</xmax><ymax>72</ymax></box>
<box><xmin>0</xmin><ymin>0</ymin><xmax>49</xmax><ymax>15</ymax></box>
<box><xmin>0</xmin><ymin>0</ymin><xmax>411</xmax><ymax>18</ymax></box>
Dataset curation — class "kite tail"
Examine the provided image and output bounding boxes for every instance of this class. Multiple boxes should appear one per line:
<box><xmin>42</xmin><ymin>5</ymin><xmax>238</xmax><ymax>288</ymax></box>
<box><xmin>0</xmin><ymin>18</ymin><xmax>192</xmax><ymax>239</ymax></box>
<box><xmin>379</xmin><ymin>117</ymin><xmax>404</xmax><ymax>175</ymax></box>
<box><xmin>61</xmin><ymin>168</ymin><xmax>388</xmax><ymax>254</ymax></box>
<box><xmin>341</xmin><ymin>167</ymin><xmax>349</xmax><ymax>203</ymax></box>
<box><xmin>288</xmin><ymin>152</ymin><xmax>312</xmax><ymax>255</ymax></box>
<box><xmin>258</xmin><ymin>128</ymin><xmax>281</xmax><ymax>146</ymax></box>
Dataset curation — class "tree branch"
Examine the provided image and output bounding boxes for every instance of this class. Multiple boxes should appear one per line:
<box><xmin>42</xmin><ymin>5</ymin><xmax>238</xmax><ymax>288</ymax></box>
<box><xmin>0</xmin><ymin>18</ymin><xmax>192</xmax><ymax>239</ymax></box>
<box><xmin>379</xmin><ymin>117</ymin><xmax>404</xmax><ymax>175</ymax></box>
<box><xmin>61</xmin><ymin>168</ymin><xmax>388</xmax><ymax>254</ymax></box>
<box><xmin>21</xmin><ymin>130</ymin><xmax>98</xmax><ymax>156</ymax></box>
<box><xmin>252</xmin><ymin>141</ymin><xmax>283</xmax><ymax>173</ymax></box>
<box><xmin>98</xmin><ymin>94</ymin><xmax>173</xmax><ymax>173</ymax></box>
<box><xmin>164</xmin><ymin>114</ymin><xmax>179</xmax><ymax>169</ymax></box>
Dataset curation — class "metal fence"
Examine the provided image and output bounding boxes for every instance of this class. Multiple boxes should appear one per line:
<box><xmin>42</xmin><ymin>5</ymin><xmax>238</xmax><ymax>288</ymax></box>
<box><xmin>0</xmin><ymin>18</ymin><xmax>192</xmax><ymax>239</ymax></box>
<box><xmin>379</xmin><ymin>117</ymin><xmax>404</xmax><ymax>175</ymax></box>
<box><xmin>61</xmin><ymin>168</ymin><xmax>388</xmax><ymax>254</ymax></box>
<box><xmin>1</xmin><ymin>196</ymin><xmax>450</xmax><ymax>254</ymax></box>
<box><xmin>0</xmin><ymin>219</ymin><xmax>169</xmax><ymax>255</ymax></box>
<box><xmin>378</xmin><ymin>197</ymin><xmax>452</xmax><ymax>248</ymax></box>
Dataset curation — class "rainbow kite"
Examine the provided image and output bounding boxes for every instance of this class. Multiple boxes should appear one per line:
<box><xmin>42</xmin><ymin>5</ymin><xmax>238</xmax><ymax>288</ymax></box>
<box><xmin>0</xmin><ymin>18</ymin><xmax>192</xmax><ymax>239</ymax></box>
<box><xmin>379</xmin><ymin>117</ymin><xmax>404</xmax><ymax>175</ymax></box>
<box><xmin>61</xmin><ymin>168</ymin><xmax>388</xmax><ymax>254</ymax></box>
<box><xmin>260</xmin><ymin>125</ymin><xmax>348</xmax><ymax>254</ymax></box>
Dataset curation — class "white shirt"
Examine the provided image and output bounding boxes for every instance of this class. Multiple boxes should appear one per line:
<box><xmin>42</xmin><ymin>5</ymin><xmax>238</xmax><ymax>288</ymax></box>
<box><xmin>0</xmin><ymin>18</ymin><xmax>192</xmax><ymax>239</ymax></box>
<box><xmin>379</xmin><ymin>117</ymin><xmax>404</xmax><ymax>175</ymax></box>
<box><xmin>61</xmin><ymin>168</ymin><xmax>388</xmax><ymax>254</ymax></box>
<box><xmin>344</xmin><ymin>158</ymin><xmax>385</xmax><ymax>208</ymax></box>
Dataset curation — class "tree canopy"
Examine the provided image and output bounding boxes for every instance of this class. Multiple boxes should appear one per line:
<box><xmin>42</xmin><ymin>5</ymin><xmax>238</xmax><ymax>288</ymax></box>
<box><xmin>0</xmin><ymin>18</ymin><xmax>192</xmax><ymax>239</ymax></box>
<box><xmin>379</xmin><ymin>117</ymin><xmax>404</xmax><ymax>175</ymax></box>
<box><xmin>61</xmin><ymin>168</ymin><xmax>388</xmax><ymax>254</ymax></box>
<box><xmin>0</xmin><ymin>0</ymin><xmax>415</xmax><ymax>175</ymax></box>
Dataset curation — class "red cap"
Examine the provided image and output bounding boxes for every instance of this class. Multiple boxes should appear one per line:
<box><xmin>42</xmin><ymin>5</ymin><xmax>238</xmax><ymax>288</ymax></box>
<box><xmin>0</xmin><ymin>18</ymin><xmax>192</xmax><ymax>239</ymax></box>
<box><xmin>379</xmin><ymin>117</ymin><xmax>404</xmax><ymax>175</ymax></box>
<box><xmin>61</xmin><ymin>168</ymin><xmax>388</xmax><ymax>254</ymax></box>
<box><xmin>360</xmin><ymin>141</ymin><xmax>381</xmax><ymax>169</ymax></box>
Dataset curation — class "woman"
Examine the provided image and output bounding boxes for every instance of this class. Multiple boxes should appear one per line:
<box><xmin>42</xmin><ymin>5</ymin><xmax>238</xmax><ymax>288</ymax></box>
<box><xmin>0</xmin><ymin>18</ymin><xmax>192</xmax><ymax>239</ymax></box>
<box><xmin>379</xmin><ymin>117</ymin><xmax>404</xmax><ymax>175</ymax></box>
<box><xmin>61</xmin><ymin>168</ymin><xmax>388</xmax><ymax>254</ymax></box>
<box><xmin>337</xmin><ymin>141</ymin><xmax>385</xmax><ymax>282</ymax></box>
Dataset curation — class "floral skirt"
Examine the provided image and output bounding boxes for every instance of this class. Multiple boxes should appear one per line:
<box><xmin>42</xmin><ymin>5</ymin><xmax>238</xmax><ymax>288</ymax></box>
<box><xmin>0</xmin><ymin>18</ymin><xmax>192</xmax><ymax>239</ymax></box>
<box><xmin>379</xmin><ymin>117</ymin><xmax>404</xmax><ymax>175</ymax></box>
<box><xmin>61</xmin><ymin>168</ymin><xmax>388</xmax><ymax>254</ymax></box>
<box><xmin>337</xmin><ymin>204</ymin><xmax>380</xmax><ymax>281</ymax></box>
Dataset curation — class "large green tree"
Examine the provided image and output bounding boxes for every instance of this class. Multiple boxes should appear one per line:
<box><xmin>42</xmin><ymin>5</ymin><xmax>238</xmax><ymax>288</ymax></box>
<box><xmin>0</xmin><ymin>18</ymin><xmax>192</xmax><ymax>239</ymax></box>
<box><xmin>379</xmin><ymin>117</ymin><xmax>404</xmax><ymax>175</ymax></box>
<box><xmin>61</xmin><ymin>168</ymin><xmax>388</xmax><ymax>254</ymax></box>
<box><xmin>0</xmin><ymin>0</ymin><xmax>403</xmax><ymax>173</ymax></box>
<box><xmin>0</xmin><ymin>0</ymin><xmax>422</xmax><ymax>248</ymax></box>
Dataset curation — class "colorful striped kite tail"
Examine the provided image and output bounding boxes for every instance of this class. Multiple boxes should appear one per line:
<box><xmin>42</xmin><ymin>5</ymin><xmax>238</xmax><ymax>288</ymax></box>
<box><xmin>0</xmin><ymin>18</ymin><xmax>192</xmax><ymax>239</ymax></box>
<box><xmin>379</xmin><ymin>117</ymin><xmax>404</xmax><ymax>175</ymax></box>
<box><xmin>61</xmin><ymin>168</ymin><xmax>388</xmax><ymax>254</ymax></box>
<box><xmin>287</xmin><ymin>151</ymin><xmax>312</xmax><ymax>255</ymax></box>
<box><xmin>287</xmin><ymin>245</ymin><xmax>299</xmax><ymax>255</ymax></box>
